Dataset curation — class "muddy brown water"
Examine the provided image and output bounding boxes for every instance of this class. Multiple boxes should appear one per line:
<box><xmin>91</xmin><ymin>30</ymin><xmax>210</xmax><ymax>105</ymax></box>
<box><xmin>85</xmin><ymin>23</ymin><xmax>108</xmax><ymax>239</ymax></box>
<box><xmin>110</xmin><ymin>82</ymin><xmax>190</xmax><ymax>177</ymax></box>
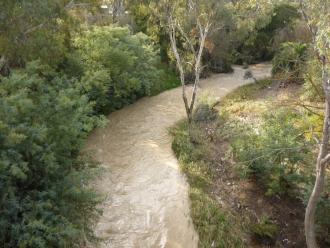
<box><xmin>86</xmin><ymin>64</ymin><xmax>272</xmax><ymax>248</ymax></box>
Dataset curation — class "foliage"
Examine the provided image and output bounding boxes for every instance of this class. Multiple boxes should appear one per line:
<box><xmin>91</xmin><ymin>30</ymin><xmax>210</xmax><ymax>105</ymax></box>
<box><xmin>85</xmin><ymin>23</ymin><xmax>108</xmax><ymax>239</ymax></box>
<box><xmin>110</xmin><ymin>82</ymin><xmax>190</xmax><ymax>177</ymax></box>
<box><xmin>126</xmin><ymin>0</ymin><xmax>171</xmax><ymax>63</ymax></box>
<box><xmin>202</xmin><ymin>2</ymin><xmax>235</xmax><ymax>74</ymax></box>
<box><xmin>126</xmin><ymin>1</ymin><xmax>301</xmax><ymax>71</ymax></box>
<box><xmin>223</xmin><ymin>79</ymin><xmax>272</xmax><ymax>103</ymax></box>
<box><xmin>302</xmin><ymin>58</ymin><xmax>324</xmax><ymax>101</ymax></box>
<box><xmin>250</xmin><ymin>216</ymin><xmax>279</xmax><ymax>244</ymax></box>
<box><xmin>0</xmin><ymin>0</ymin><xmax>79</xmax><ymax>68</ymax></box>
<box><xmin>232</xmin><ymin>109</ymin><xmax>312</xmax><ymax>196</ymax></box>
<box><xmin>72</xmin><ymin>26</ymin><xmax>179</xmax><ymax>114</ymax></box>
<box><xmin>272</xmin><ymin>42</ymin><xmax>308</xmax><ymax>81</ymax></box>
<box><xmin>222</xmin><ymin>81</ymin><xmax>330</xmax><ymax>245</ymax></box>
<box><xmin>170</xmin><ymin>104</ymin><xmax>244</xmax><ymax>248</ymax></box>
<box><xmin>231</xmin><ymin>3</ymin><xmax>300</xmax><ymax>64</ymax></box>
<box><xmin>128</xmin><ymin>0</ymin><xmax>235</xmax><ymax>73</ymax></box>
<box><xmin>192</xmin><ymin>104</ymin><xmax>218</xmax><ymax>123</ymax></box>
<box><xmin>0</xmin><ymin>0</ymin><xmax>64</xmax><ymax>66</ymax></box>
<box><xmin>0</xmin><ymin>61</ymin><xmax>101</xmax><ymax>248</ymax></box>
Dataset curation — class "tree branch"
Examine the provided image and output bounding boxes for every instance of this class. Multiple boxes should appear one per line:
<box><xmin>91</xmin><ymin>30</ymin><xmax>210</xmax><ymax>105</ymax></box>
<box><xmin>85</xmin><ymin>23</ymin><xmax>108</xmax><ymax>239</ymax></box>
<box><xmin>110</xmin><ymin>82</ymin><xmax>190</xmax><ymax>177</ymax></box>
<box><xmin>168</xmin><ymin>15</ymin><xmax>190</xmax><ymax>115</ymax></box>
<box><xmin>321</xmin><ymin>153</ymin><xmax>330</xmax><ymax>165</ymax></box>
<box><xmin>176</xmin><ymin>23</ymin><xmax>196</xmax><ymax>57</ymax></box>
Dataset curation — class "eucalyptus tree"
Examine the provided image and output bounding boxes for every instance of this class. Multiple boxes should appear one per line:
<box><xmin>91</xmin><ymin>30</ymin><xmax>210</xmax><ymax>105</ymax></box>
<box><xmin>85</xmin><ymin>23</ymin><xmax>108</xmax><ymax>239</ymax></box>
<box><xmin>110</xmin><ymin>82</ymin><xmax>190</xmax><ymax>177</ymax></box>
<box><xmin>151</xmin><ymin>0</ymin><xmax>225</xmax><ymax>123</ymax></box>
<box><xmin>298</xmin><ymin>1</ymin><xmax>330</xmax><ymax>247</ymax></box>
<box><xmin>168</xmin><ymin>0</ymin><xmax>213</xmax><ymax>122</ymax></box>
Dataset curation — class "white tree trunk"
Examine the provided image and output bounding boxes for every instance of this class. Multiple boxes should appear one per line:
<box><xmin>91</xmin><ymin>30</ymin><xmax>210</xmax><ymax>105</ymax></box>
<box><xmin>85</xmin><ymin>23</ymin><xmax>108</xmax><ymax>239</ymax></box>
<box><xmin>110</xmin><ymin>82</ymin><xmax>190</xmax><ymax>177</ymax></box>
<box><xmin>167</xmin><ymin>15</ymin><xmax>210</xmax><ymax>123</ymax></box>
<box><xmin>305</xmin><ymin>63</ymin><xmax>330</xmax><ymax>248</ymax></box>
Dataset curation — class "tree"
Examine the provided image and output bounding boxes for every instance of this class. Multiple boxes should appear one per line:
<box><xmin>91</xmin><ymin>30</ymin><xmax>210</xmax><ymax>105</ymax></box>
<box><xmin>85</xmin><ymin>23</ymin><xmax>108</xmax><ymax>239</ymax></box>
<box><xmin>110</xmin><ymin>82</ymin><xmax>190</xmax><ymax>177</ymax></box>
<box><xmin>73</xmin><ymin>26</ymin><xmax>166</xmax><ymax>113</ymax></box>
<box><xmin>299</xmin><ymin>1</ymin><xmax>330</xmax><ymax>247</ymax></box>
<box><xmin>162</xmin><ymin>0</ymin><xmax>216</xmax><ymax>122</ymax></box>
<box><xmin>0</xmin><ymin>0</ymin><xmax>100</xmax><ymax>74</ymax></box>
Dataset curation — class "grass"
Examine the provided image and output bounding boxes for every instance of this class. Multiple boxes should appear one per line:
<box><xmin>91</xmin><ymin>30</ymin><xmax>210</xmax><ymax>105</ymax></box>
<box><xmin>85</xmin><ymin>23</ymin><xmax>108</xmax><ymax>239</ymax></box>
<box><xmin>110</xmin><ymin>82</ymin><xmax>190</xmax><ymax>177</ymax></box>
<box><xmin>170</xmin><ymin>118</ymin><xmax>245</xmax><ymax>248</ymax></box>
<box><xmin>169</xmin><ymin>81</ymin><xmax>275</xmax><ymax>247</ymax></box>
<box><xmin>222</xmin><ymin>79</ymin><xmax>273</xmax><ymax>103</ymax></box>
<box><xmin>250</xmin><ymin>216</ymin><xmax>279</xmax><ymax>244</ymax></box>
<box><xmin>170</xmin><ymin>78</ymin><xmax>330</xmax><ymax>247</ymax></box>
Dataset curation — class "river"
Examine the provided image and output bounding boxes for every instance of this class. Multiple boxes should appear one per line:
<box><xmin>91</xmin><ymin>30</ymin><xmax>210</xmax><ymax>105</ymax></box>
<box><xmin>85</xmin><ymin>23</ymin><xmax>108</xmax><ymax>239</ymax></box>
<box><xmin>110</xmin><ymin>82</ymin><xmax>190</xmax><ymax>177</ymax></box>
<box><xmin>86</xmin><ymin>64</ymin><xmax>272</xmax><ymax>248</ymax></box>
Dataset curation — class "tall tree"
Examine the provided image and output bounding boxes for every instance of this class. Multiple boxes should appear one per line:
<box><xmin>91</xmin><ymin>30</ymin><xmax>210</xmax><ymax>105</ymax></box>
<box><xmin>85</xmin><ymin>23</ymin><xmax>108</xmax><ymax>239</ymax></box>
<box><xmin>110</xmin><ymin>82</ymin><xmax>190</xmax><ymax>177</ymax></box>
<box><xmin>157</xmin><ymin>0</ymin><xmax>219</xmax><ymax>122</ymax></box>
<box><xmin>299</xmin><ymin>1</ymin><xmax>330</xmax><ymax>247</ymax></box>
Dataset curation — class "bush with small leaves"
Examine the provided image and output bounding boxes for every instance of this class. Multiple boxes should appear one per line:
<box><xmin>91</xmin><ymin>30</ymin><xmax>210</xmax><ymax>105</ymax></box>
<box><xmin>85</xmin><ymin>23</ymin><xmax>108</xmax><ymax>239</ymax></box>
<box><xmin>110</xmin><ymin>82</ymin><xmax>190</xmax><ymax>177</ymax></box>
<box><xmin>0</xmin><ymin>61</ymin><xmax>101</xmax><ymax>248</ymax></box>
<box><xmin>232</xmin><ymin>109</ymin><xmax>312</xmax><ymax>196</ymax></box>
<box><xmin>73</xmin><ymin>26</ymin><xmax>179</xmax><ymax>114</ymax></box>
<box><xmin>272</xmin><ymin>42</ymin><xmax>308</xmax><ymax>82</ymax></box>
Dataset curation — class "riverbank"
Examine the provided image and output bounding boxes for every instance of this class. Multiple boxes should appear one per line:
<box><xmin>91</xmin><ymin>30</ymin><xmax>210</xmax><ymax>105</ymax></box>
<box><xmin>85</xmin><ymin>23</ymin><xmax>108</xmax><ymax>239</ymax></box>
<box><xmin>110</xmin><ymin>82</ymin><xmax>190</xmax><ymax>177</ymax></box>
<box><xmin>171</xmin><ymin>78</ymin><xmax>329</xmax><ymax>247</ymax></box>
<box><xmin>86</xmin><ymin>64</ymin><xmax>271</xmax><ymax>247</ymax></box>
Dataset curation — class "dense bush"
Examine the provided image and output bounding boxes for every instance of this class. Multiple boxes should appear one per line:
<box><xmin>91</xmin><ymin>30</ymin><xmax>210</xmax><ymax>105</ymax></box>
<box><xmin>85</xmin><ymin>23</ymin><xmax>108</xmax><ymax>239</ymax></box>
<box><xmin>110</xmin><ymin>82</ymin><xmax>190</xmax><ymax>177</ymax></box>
<box><xmin>0</xmin><ymin>1</ymin><xmax>71</xmax><ymax>69</ymax></box>
<box><xmin>272</xmin><ymin>42</ymin><xmax>308</xmax><ymax>81</ymax></box>
<box><xmin>231</xmin><ymin>105</ymin><xmax>329</xmax><ymax>245</ymax></box>
<box><xmin>72</xmin><ymin>26</ymin><xmax>179</xmax><ymax>114</ymax></box>
<box><xmin>224</xmin><ymin>81</ymin><xmax>329</xmax><ymax>245</ymax></box>
<box><xmin>233</xmin><ymin>4</ymin><xmax>300</xmax><ymax>64</ymax></box>
<box><xmin>0</xmin><ymin>24</ymin><xmax>181</xmax><ymax>247</ymax></box>
<box><xmin>232</xmin><ymin>109</ymin><xmax>312</xmax><ymax>196</ymax></box>
<box><xmin>203</xmin><ymin>50</ymin><xmax>233</xmax><ymax>74</ymax></box>
<box><xmin>0</xmin><ymin>62</ymin><xmax>101</xmax><ymax>248</ymax></box>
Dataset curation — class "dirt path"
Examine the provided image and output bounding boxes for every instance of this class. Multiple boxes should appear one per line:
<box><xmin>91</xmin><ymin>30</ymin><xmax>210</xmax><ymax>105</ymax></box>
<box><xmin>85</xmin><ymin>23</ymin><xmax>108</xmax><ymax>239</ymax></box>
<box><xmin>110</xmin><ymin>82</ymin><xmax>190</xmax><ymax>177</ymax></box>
<box><xmin>86</xmin><ymin>64</ymin><xmax>272</xmax><ymax>248</ymax></box>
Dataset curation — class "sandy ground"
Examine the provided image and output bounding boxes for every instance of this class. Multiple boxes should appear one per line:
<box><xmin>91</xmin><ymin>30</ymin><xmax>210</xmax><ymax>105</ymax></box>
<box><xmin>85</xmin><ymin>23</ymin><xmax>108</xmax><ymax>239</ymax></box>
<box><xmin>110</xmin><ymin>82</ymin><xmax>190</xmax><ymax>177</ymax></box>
<box><xmin>85</xmin><ymin>64</ymin><xmax>272</xmax><ymax>248</ymax></box>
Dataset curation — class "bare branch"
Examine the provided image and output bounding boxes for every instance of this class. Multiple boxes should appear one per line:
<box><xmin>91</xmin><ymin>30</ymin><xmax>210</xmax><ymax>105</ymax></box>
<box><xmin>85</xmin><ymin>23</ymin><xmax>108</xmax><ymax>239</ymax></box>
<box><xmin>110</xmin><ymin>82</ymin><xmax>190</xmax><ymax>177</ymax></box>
<box><xmin>168</xmin><ymin>14</ymin><xmax>190</xmax><ymax>115</ymax></box>
<box><xmin>321</xmin><ymin>153</ymin><xmax>330</xmax><ymax>165</ymax></box>
<box><xmin>189</xmin><ymin>20</ymin><xmax>211</xmax><ymax>112</ymax></box>
<box><xmin>176</xmin><ymin>23</ymin><xmax>196</xmax><ymax>58</ymax></box>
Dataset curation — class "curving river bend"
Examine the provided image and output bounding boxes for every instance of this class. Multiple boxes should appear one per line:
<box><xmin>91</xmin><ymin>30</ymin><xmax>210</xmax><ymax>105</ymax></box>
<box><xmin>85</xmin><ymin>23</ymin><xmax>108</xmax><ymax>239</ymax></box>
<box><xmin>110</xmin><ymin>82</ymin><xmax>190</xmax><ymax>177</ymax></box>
<box><xmin>86</xmin><ymin>64</ymin><xmax>272</xmax><ymax>248</ymax></box>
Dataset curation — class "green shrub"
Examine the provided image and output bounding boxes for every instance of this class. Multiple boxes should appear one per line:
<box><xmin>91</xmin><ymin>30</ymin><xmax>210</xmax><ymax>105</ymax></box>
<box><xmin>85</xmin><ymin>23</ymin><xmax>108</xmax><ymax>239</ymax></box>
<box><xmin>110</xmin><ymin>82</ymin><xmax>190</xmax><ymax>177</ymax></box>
<box><xmin>193</xmin><ymin>104</ymin><xmax>218</xmax><ymax>123</ymax></box>
<box><xmin>232</xmin><ymin>109</ymin><xmax>311</xmax><ymax>196</ymax></box>
<box><xmin>0</xmin><ymin>61</ymin><xmax>101</xmax><ymax>248</ymax></box>
<box><xmin>223</xmin><ymin>81</ymin><xmax>329</xmax><ymax>245</ymax></box>
<box><xmin>203</xmin><ymin>50</ymin><xmax>233</xmax><ymax>74</ymax></box>
<box><xmin>233</xmin><ymin>4</ymin><xmax>300</xmax><ymax>64</ymax></box>
<box><xmin>302</xmin><ymin>58</ymin><xmax>324</xmax><ymax>101</ymax></box>
<box><xmin>272</xmin><ymin>42</ymin><xmax>308</xmax><ymax>81</ymax></box>
<box><xmin>250</xmin><ymin>216</ymin><xmax>279</xmax><ymax>244</ymax></box>
<box><xmin>149</xmin><ymin>65</ymin><xmax>180</xmax><ymax>95</ymax></box>
<box><xmin>73</xmin><ymin>26</ymin><xmax>179</xmax><ymax>114</ymax></box>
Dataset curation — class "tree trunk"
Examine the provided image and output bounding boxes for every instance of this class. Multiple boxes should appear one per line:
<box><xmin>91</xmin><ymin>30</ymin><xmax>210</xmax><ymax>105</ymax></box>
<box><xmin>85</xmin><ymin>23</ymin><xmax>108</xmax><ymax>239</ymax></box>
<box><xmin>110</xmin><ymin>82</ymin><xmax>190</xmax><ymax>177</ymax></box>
<box><xmin>168</xmin><ymin>19</ymin><xmax>193</xmax><ymax>122</ymax></box>
<box><xmin>305</xmin><ymin>63</ymin><xmax>329</xmax><ymax>248</ymax></box>
<box><xmin>167</xmin><ymin>8</ymin><xmax>211</xmax><ymax>124</ymax></box>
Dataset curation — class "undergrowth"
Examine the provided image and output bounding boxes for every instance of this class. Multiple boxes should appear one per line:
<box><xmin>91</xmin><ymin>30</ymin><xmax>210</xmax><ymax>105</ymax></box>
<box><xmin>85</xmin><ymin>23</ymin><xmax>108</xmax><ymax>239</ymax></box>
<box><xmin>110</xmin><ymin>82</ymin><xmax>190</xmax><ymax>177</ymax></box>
<box><xmin>171</xmin><ymin>78</ymin><xmax>329</xmax><ymax>247</ymax></box>
<box><xmin>222</xmin><ymin>79</ymin><xmax>330</xmax><ymax>246</ymax></box>
<box><xmin>170</xmin><ymin>108</ymin><xmax>244</xmax><ymax>248</ymax></box>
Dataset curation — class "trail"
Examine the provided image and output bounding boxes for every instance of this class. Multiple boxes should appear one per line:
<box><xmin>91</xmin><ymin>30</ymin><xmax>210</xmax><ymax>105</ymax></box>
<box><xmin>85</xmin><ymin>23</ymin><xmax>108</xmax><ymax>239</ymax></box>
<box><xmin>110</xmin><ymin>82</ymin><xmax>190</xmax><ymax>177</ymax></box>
<box><xmin>86</xmin><ymin>64</ymin><xmax>272</xmax><ymax>248</ymax></box>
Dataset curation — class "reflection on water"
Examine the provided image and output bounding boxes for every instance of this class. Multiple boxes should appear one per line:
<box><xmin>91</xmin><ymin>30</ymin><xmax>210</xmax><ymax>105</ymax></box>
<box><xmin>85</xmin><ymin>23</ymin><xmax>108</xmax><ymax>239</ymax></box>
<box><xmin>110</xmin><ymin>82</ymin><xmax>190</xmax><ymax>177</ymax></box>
<box><xmin>86</xmin><ymin>64</ymin><xmax>271</xmax><ymax>248</ymax></box>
